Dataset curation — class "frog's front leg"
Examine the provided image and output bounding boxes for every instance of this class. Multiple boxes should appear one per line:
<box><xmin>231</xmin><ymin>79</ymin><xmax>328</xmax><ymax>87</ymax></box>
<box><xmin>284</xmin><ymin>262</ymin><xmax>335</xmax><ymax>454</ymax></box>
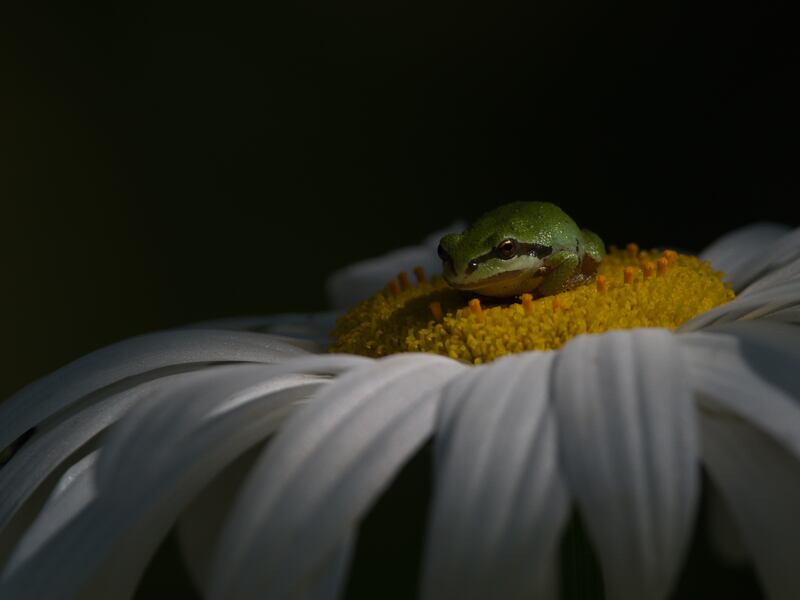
<box><xmin>537</xmin><ymin>251</ymin><xmax>580</xmax><ymax>296</ymax></box>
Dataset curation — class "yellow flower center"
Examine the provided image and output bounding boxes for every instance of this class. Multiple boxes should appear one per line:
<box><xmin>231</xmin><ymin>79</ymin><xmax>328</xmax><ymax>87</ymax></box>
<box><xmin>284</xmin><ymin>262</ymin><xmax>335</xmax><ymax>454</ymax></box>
<box><xmin>331</xmin><ymin>247</ymin><xmax>734</xmax><ymax>364</ymax></box>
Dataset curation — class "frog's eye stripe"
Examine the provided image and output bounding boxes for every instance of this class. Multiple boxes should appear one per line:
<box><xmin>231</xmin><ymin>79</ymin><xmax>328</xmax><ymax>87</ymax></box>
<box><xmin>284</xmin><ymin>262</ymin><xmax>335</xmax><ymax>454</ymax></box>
<box><xmin>519</xmin><ymin>242</ymin><xmax>553</xmax><ymax>259</ymax></box>
<box><xmin>465</xmin><ymin>241</ymin><xmax>553</xmax><ymax>274</ymax></box>
<box><xmin>437</xmin><ymin>244</ymin><xmax>455</xmax><ymax>269</ymax></box>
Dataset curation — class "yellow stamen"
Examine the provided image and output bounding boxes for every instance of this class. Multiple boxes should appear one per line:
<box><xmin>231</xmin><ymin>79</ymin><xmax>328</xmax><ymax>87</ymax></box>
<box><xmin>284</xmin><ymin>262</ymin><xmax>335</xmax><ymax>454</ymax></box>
<box><xmin>429</xmin><ymin>301</ymin><xmax>443</xmax><ymax>321</ymax></box>
<box><xmin>414</xmin><ymin>266</ymin><xmax>428</xmax><ymax>284</ymax></box>
<box><xmin>398</xmin><ymin>272</ymin><xmax>411</xmax><ymax>290</ymax></box>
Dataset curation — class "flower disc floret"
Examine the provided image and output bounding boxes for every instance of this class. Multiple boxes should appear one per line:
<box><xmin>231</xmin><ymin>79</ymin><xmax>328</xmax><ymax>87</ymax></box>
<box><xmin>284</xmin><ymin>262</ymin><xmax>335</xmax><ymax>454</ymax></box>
<box><xmin>331</xmin><ymin>248</ymin><xmax>735</xmax><ymax>363</ymax></box>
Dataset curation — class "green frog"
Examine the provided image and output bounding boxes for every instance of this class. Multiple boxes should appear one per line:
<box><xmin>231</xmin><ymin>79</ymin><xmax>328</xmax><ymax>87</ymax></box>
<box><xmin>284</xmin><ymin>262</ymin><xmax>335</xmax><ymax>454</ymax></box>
<box><xmin>438</xmin><ymin>201</ymin><xmax>605</xmax><ymax>298</ymax></box>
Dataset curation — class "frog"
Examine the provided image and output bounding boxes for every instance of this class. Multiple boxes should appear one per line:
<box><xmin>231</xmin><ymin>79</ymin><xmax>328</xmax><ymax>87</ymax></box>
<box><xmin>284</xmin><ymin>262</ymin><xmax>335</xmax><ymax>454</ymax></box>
<box><xmin>437</xmin><ymin>201</ymin><xmax>605</xmax><ymax>298</ymax></box>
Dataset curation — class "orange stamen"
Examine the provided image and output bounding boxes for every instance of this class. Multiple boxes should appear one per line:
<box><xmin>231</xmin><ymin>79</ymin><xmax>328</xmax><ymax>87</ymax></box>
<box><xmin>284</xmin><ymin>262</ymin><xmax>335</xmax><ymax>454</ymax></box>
<box><xmin>413</xmin><ymin>266</ymin><xmax>428</xmax><ymax>284</ymax></box>
<box><xmin>521</xmin><ymin>293</ymin><xmax>533</xmax><ymax>313</ymax></box>
<box><xmin>387</xmin><ymin>280</ymin><xmax>400</xmax><ymax>296</ymax></box>
<box><xmin>663</xmin><ymin>250</ymin><xmax>678</xmax><ymax>264</ymax></box>
<box><xmin>596</xmin><ymin>275</ymin><xmax>608</xmax><ymax>293</ymax></box>
<box><xmin>429</xmin><ymin>301</ymin><xmax>443</xmax><ymax>321</ymax></box>
<box><xmin>626</xmin><ymin>243</ymin><xmax>639</xmax><ymax>256</ymax></box>
<box><xmin>624</xmin><ymin>266</ymin><xmax>636</xmax><ymax>284</ymax></box>
<box><xmin>468</xmin><ymin>298</ymin><xmax>482</xmax><ymax>316</ymax></box>
<box><xmin>657</xmin><ymin>257</ymin><xmax>669</xmax><ymax>275</ymax></box>
<box><xmin>398</xmin><ymin>272</ymin><xmax>411</xmax><ymax>290</ymax></box>
<box><xmin>643</xmin><ymin>261</ymin><xmax>655</xmax><ymax>279</ymax></box>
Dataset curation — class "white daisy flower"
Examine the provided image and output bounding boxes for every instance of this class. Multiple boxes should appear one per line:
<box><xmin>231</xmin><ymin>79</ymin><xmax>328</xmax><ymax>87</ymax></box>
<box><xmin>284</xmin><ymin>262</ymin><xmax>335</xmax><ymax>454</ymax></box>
<box><xmin>1</xmin><ymin>222</ymin><xmax>799</xmax><ymax>600</ymax></box>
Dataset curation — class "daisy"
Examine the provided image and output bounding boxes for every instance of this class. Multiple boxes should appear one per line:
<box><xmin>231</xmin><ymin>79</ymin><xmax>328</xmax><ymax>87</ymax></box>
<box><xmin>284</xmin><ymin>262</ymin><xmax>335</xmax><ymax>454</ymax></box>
<box><xmin>1</xmin><ymin>221</ymin><xmax>799</xmax><ymax>600</ymax></box>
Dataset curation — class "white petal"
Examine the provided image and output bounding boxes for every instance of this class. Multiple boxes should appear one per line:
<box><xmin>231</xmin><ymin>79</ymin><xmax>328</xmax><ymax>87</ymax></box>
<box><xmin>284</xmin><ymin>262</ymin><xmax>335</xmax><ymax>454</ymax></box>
<box><xmin>421</xmin><ymin>351</ymin><xmax>568</xmax><ymax>600</ymax></box>
<box><xmin>208</xmin><ymin>353</ymin><xmax>465</xmax><ymax>600</ymax></box>
<box><xmin>0</xmin><ymin>366</ymin><xmax>229</xmax><ymax>536</ymax></box>
<box><xmin>180</xmin><ymin>311</ymin><xmax>340</xmax><ymax>348</ymax></box>
<box><xmin>710</xmin><ymin>226</ymin><xmax>800</xmax><ymax>292</ymax></box>
<box><xmin>700</xmin><ymin>409</ymin><xmax>800</xmax><ymax>600</ymax></box>
<box><xmin>4</xmin><ymin>452</ymin><xmax>99</xmax><ymax>573</ymax></box>
<box><xmin>95</xmin><ymin>355</ymin><xmax>368</xmax><ymax>487</ymax></box>
<box><xmin>0</xmin><ymin>329</ymin><xmax>309</xmax><ymax>452</ymax></box>
<box><xmin>700</xmin><ymin>222</ymin><xmax>790</xmax><ymax>287</ymax></box>
<box><xmin>553</xmin><ymin>329</ymin><xmax>699</xmax><ymax>600</ymax></box>
<box><xmin>176</xmin><ymin>446</ymin><xmax>264</xmax><ymax>595</ymax></box>
<box><xmin>680</xmin><ymin>321</ymin><xmax>800</xmax><ymax>458</ymax></box>
<box><xmin>0</xmin><ymin>356</ymin><xmax>363</xmax><ymax>599</ymax></box>
<box><xmin>325</xmin><ymin>222</ymin><xmax>465</xmax><ymax>309</ymax></box>
<box><xmin>739</xmin><ymin>255</ymin><xmax>800</xmax><ymax>297</ymax></box>
<box><xmin>705</xmin><ymin>484</ymin><xmax>748</xmax><ymax>565</ymax></box>
<box><xmin>678</xmin><ymin>278</ymin><xmax>800</xmax><ymax>331</ymax></box>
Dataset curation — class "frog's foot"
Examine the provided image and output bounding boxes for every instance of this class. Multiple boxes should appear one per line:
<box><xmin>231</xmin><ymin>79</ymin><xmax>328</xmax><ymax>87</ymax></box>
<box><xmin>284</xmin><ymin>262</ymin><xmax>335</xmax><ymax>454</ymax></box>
<box><xmin>557</xmin><ymin>253</ymin><xmax>602</xmax><ymax>293</ymax></box>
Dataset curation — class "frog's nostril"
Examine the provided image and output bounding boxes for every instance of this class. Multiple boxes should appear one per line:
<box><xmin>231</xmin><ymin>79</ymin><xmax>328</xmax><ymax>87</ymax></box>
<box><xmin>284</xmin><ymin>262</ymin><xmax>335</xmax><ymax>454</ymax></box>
<box><xmin>466</xmin><ymin>260</ymin><xmax>479</xmax><ymax>274</ymax></box>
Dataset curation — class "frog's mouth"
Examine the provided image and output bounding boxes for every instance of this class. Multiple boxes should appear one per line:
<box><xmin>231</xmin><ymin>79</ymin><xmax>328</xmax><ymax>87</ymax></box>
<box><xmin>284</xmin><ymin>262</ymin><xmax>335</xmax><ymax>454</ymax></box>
<box><xmin>444</xmin><ymin>268</ymin><xmax>545</xmax><ymax>294</ymax></box>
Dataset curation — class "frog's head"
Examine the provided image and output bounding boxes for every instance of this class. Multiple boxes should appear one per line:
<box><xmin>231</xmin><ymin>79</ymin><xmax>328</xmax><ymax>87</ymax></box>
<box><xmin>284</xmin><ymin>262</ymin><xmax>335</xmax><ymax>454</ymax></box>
<box><xmin>437</xmin><ymin>214</ymin><xmax>553</xmax><ymax>297</ymax></box>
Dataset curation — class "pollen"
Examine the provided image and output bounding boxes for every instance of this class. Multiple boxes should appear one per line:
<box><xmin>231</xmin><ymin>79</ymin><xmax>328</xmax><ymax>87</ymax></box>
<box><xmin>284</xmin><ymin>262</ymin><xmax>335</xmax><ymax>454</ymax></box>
<box><xmin>330</xmin><ymin>247</ymin><xmax>735</xmax><ymax>364</ymax></box>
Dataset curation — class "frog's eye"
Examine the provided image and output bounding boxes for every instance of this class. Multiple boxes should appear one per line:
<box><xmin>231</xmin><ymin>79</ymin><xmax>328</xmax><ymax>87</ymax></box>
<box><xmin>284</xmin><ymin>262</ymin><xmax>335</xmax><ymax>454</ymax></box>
<box><xmin>496</xmin><ymin>239</ymin><xmax>518</xmax><ymax>259</ymax></box>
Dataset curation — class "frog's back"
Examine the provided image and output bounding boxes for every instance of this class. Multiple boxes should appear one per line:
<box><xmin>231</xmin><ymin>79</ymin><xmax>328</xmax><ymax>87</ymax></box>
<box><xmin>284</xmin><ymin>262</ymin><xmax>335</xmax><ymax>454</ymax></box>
<box><xmin>469</xmin><ymin>201</ymin><xmax>580</xmax><ymax>243</ymax></box>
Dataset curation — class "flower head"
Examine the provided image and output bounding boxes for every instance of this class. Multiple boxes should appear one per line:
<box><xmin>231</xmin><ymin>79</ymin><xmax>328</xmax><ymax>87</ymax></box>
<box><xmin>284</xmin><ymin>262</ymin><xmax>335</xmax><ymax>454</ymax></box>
<box><xmin>332</xmin><ymin>247</ymin><xmax>734</xmax><ymax>362</ymax></box>
<box><xmin>1</xmin><ymin>222</ymin><xmax>799</xmax><ymax>600</ymax></box>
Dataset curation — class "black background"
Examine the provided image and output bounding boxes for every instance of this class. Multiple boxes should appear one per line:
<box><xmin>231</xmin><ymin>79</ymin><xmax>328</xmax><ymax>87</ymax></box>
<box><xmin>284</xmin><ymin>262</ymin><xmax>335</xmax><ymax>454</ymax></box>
<box><xmin>2</xmin><ymin>0</ymin><xmax>798</xmax><ymax>399</ymax></box>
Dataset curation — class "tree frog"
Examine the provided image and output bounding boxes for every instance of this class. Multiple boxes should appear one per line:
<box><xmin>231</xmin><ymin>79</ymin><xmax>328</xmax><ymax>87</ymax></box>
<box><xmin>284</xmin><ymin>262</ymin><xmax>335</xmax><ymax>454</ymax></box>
<box><xmin>437</xmin><ymin>201</ymin><xmax>605</xmax><ymax>298</ymax></box>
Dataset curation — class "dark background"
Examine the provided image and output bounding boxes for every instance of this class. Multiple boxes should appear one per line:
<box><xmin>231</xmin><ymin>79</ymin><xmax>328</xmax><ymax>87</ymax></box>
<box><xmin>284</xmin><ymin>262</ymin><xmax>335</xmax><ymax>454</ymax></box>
<box><xmin>2</xmin><ymin>0</ymin><xmax>798</xmax><ymax>399</ymax></box>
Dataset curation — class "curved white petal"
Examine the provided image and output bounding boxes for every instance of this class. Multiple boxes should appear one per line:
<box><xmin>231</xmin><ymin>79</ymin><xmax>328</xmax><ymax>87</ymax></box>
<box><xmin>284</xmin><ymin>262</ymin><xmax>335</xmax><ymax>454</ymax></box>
<box><xmin>208</xmin><ymin>353</ymin><xmax>466</xmax><ymax>600</ymax></box>
<box><xmin>421</xmin><ymin>351</ymin><xmax>568</xmax><ymax>600</ymax></box>
<box><xmin>680</xmin><ymin>321</ymin><xmax>800</xmax><ymax>458</ymax></box>
<box><xmin>94</xmin><ymin>355</ymin><xmax>368</xmax><ymax>487</ymax></box>
<box><xmin>0</xmin><ymin>366</ymin><xmax>231</xmax><ymax>536</ymax></box>
<box><xmin>700</xmin><ymin>222</ymin><xmax>791</xmax><ymax>288</ymax></box>
<box><xmin>325</xmin><ymin>222</ymin><xmax>465</xmax><ymax>309</ymax></box>
<box><xmin>739</xmin><ymin>255</ymin><xmax>800</xmax><ymax>297</ymax></box>
<box><xmin>710</xmin><ymin>226</ymin><xmax>800</xmax><ymax>292</ymax></box>
<box><xmin>0</xmin><ymin>356</ymin><xmax>365</xmax><ymax>599</ymax></box>
<box><xmin>678</xmin><ymin>278</ymin><xmax>800</xmax><ymax>331</ymax></box>
<box><xmin>180</xmin><ymin>311</ymin><xmax>340</xmax><ymax>349</ymax></box>
<box><xmin>553</xmin><ymin>329</ymin><xmax>699</xmax><ymax>600</ymax></box>
<box><xmin>4</xmin><ymin>451</ymin><xmax>99</xmax><ymax>573</ymax></box>
<box><xmin>700</xmin><ymin>410</ymin><xmax>800</xmax><ymax>600</ymax></box>
<box><xmin>176</xmin><ymin>446</ymin><xmax>263</xmax><ymax>594</ymax></box>
<box><xmin>705</xmin><ymin>483</ymin><xmax>748</xmax><ymax>565</ymax></box>
<box><xmin>0</xmin><ymin>330</ymin><xmax>308</xmax><ymax>452</ymax></box>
